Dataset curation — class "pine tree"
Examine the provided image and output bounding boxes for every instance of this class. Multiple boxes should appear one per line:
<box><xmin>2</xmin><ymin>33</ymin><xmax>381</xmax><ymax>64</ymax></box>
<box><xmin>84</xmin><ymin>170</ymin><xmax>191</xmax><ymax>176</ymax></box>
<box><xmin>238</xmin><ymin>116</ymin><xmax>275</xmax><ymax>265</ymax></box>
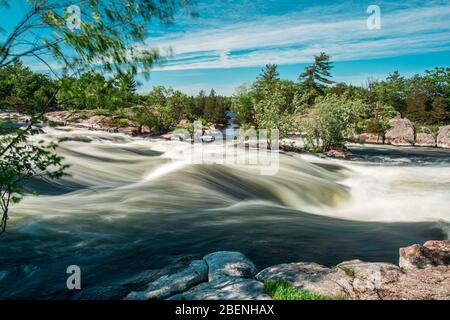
<box><xmin>203</xmin><ymin>89</ymin><xmax>216</xmax><ymax>123</ymax></box>
<box><xmin>299</xmin><ymin>52</ymin><xmax>334</xmax><ymax>103</ymax></box>
<box><xmin>254</xmin><ymin>64</ymin><xmax>280</xmax><ymax>97</ymax></box>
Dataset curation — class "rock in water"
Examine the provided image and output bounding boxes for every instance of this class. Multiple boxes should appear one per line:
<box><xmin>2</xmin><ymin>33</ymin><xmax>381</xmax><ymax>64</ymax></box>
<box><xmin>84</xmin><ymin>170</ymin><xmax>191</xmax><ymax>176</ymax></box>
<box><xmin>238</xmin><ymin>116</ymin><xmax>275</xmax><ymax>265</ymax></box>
<box><xmin>399</xmin><ymin>240</ymin><xmax>450</xmax><ymax>269</ymax></box>
<box><xmin>203</xmin><ymin>251</ymin><xmax>258</xmax><ymax>281</ymax></box>
<box><xmin>437</xmin><ymin>125</ymin><xmax>450</xmax><ymax>148</ymax></box>
<box><xmin>385</xmin><ymin>117</ymin><xmax>415</xmax><ymax>146</ymax></box>
<box><xmin>124</xmin><ymin>260</ymin><xmax>208</xmax><ymax>300</ymax></box>
<box><xmin>415</xmin><ymin>127</ymin><xmax>436</xmax><ymax>147</ymax></box>
<box><xmin>168</xmin><ymin>276</ymin><xmax>271</xmax><ymax>300</ymax></box>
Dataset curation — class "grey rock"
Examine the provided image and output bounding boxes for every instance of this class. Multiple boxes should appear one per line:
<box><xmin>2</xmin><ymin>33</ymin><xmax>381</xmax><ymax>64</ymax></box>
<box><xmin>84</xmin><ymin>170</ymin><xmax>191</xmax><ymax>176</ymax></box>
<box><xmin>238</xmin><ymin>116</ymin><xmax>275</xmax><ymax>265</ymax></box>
<box><xmin>437</xmin><ymin>125</ymin><xmax>450</xmax><ymax>148</ymax></box>
<box><xmin>256</xmin><ymin>262</ymin><xmax>353</xmax><ymax>298</ymax></box>
<box><xmin>203</xmin><ymin>251</ymin><xmax>258</xmax><ymax>281</ymax></box>
<box><xmin>385</xmin><ymin>117</ymin><xmax>415</xmax><ymax>146</ymax></box>
<box><xmin>336</xmin><ymin>260</ymin><xmax>402</xmax><ymax>299</ymax></box>
<box><xmin>168</xmin><ymin>276</ymin><xmax>271</xmax><ymax>300</ymax></box>
<box><xmin>125</xmin><ymin>260</ymin><xmax>208</xmax><ymax>300</ymax></box>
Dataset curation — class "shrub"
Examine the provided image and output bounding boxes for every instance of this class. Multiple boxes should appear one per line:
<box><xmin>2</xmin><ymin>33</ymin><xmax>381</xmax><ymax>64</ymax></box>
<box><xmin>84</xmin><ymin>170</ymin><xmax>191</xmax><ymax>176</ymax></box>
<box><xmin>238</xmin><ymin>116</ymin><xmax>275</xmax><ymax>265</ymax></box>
<box><xmin>302</xmin><ymin>95</ymin><xmax>368</xmax><ymax>152</ymax></box>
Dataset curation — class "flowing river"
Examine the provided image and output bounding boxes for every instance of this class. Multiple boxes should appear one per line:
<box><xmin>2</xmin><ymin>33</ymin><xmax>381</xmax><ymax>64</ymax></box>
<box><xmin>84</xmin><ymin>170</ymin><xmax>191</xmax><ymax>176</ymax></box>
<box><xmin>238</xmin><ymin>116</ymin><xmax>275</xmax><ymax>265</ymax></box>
<box><xmin>0</xmin><ymin>127</ymin><xmax>449</xmax><ymax>299</ymax></box>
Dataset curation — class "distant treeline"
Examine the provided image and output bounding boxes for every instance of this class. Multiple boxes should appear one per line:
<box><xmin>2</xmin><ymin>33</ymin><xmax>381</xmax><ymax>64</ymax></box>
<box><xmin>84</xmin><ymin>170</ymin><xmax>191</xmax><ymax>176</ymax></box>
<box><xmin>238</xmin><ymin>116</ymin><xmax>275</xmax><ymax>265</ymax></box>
<box><xmin>0</xmin><ymin>61</ymin><xmax>231</xmax><ymax>132</ymax></box>
<box><xmin>1</xmin><ymin>57</ymin><xmax>449</xmax><ymax>149</ymax></box>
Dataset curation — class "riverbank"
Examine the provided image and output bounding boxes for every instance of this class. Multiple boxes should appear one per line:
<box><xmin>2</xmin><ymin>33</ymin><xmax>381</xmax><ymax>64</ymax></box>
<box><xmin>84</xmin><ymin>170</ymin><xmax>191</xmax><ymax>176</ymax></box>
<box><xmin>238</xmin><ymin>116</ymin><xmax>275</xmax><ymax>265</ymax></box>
<box><xmin>2</xmin><ymin>111</ymin><xmax>450</xmax><ymax>155</ymax></box>
<box><xmin>125</xmin><ymin>240</ymin><xmax>450</xmax><ymax>300</ymax></box>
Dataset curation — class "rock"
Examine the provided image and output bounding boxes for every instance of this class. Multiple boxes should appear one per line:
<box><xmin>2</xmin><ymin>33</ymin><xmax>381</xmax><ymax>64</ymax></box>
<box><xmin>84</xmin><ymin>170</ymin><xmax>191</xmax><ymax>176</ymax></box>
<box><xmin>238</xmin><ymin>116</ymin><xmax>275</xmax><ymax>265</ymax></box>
<box><xmin>324</xmin><ymin>146</ymin><xmax>353</xmax><ymax>159</ymax></box>
<box><xmin>78</xmin><ymin>115</ymin><xmax>110</xmax><ymax>128</ymax></box>
<box><xmin>280</xmin><ymin>138</ymin><xmax>304</xmax><ymax>152</ymax></box>
<box><xmin>336</xmin><ymin>260</ymin><xmax>402</xmax><ymax>299</ymax></box>
<box><xmin>125</xmin><ymin>260</ymin><xmax>208</xmax><ymax>300</ymax></box>
<box><xmin>437</xmin><ymin>125</ymin><xmax>450</xmax><ymax>148</ymax></box>
<box><xmin>385</xmin><ymin>117</ymin><xmax>415</xmax><ymax>146</ymax></box>
<box><xmin>117</xmin><ymin>127</ymin><xmax>135</xmax><ymax>135</ymax></box>
<box><xmin>381</xmin><ymin>265</ymin><xmax>450</xmax><ymax>300</ymax></box>
<box><xmin>256</xmin><ymin>262</ymin><xmax>352</xmax><ymax>298</ymax></box>
<box><xmin>203</xmin><ymin>251</ymin><xmax>258</xmax><ymax>281</ymax></box>
<box><xmin>168</xmin><ymin>276</ymin><xmax>271</xmax><ymax>300</ymax></box>
<box><xmin>353</xmin><ymin>133</ymin><xmax>384</xmax><ymax>144</ymax></box>
<box><xmin>415</xmin><ymin>127</ymin><xmax>436</xmax><ymax>147</ymax></box>
<box><xmin>399</xmin><ymin>240</ymin><xmax>450</xmax><ymax>269</ymax></box>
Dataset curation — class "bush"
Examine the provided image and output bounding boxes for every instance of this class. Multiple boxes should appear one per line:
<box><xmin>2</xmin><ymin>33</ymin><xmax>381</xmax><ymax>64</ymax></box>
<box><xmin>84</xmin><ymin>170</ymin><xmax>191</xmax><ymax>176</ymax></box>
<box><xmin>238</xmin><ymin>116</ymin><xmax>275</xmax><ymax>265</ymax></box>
<box><xmin>302</xmin><ymin>95</ymin><xmax>368</xmax><ymax>152</ymax></box>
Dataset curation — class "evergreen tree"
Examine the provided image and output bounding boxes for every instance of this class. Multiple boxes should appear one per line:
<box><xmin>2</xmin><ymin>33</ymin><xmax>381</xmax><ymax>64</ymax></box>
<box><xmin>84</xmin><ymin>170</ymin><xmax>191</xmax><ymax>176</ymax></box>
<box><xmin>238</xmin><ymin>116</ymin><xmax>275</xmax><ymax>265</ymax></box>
<box><xmin>299</xmin><ymin>52</ymin><xmax>334</xmax><ymax>103</ymax></box>
<box><xmin>204</xmin><ymin>89</ymin><xmax>217</xmax><ymax>122</ymax></box>
<box><xmin>254</xmin><ymin>64</ymin><xmax>280</xmax><ymax>95</ymax></box>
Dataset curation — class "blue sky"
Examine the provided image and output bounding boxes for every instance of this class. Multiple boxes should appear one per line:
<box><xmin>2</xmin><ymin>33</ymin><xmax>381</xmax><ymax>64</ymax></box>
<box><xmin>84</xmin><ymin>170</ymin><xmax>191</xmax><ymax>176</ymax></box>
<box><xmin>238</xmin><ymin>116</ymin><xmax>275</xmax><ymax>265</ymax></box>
<box><xmin>2</xmin><ymin>0</ymin><xmax>450</xmax><ymax>95</ymax></box>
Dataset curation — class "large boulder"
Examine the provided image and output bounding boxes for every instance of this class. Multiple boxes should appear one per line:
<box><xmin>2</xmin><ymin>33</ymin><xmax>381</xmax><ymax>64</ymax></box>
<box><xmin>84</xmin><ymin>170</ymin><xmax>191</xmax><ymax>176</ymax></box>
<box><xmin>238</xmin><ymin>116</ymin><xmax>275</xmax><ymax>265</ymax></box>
<box><xmin>168</xmin><ymin>276</ymin><xmax>271</xmax><ymax>300</ymax></box>
<box><xmin>399</xmin><ymin>240</ymin><xmax>450</xmax><ymax>269</ymax></box>
<box><xmin>415</xmin><ymin>127</ymin><xmax>436</xmax><ymax>147</ymax></box>
<box><xmin>385</xmin><ymin>117</ymin><xmax>415</xmax><ymax>146</ymax></box>
<box><xmin>256</xmin><ymin>262</ymin><xmax>353</xmax><ymax>298</ymax></box>
<box><xmin>203</xmin><ymin>251</ymin><xmax>258</xmax><ymax>281</ymax></box>
<box><xmin>125</xmin><ymin>260</ymin><xmax>208</xmax><ymax>300</ymax></box>
<box><xmin>437</xmin><ymin>125</ymin><xmax>450</xmax><ymax>148</ymax></box>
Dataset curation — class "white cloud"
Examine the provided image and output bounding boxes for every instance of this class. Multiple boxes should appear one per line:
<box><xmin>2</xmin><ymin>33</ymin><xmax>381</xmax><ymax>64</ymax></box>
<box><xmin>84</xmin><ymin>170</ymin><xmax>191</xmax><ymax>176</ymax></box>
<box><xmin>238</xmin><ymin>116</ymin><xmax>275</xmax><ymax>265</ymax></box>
<box><xmin>146</xmin><ymin>3</ymin><xmax>450</xmax><ymax>71</ymax></box>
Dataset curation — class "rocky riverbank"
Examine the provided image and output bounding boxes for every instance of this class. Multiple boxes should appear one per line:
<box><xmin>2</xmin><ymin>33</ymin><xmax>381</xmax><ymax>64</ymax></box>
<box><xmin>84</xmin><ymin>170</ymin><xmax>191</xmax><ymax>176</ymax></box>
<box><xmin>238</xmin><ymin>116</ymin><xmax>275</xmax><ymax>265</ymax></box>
<box><xmin>352</xmin><ymin>116</ymin><xmax>450</xmax><ymax>149</ymax></box>
<box><xmin>123</xmin><ymin>240</ymin><xmax>449</xmax><ymax>300</ymax></box>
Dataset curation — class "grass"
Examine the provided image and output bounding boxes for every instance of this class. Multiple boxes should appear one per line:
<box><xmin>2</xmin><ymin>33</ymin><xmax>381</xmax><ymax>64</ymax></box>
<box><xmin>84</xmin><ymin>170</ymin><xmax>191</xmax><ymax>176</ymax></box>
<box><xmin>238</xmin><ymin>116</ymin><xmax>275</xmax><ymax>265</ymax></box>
<box><xmin>341</xmin><ymin>267</ymin><xmax>357</xmax><ymax>278</ymax></box>
<box><xmin>264</xmin><ymin>280</ymin><xmax>343</xmax><ymax>300</ymax></box>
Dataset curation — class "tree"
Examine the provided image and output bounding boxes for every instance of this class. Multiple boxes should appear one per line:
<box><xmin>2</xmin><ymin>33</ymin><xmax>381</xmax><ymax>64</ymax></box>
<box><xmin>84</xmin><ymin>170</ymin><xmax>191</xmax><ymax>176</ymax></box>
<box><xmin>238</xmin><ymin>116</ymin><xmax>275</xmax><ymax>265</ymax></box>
<box><xmin>299</xmin><ymin>52</ymin><xmax>334</xmax><ymax>104</ymax></box>
<box><xmin>0</xmin><ymin>0</ymin><xmax>195</xmax><ymax>233</ymax></box>
<box><xmin>253</xmin><ymin>86</ymin><xmax>299</xmax><ymax>147</ymax></box>
<box><xmin>369</xmin><ymin>71</ymin><xmax>408</xmax><ymax>115</ymax></box>
<box><xmin>364</xmin><ymin>103</ymin><xmax>397</xmax><ymax>143</ymax></box>
<box><xmin>302</xmin><ymin>95</ymin><xmax>367</xmax><ymax>152</ymax></box>
<box><xmin>203</xmin><ymin>89</ymin><xmax>217</xmax><ymax>123</ymax></box>
<box><xmin>254</xmin><ymin>64</ymin><xmax>280</xmax><ymax>96</ymax></box>
<box><xmin>115</xmin><ymin>72</ymin><xmax>138</xmax><ymax>107</ymax></box>
<box><xmin>231</xmin><ymin>83</ymin><xmax>255</xmax><ymax>125</ymax></box>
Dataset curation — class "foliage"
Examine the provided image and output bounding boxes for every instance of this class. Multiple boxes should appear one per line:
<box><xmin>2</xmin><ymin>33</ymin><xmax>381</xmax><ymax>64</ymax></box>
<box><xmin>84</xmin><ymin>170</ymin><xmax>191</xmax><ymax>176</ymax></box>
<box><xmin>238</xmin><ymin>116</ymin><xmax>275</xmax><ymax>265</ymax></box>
<box><xmin>302</xmin><ymin>95</ymin><xmax>368</xmax><ymax>152</ymax></box>
<box><xmin>253</xmin><ymin>86</ymin><xmax>298</xmax><ymax>146</ymax></box>
<box><xmin>264</xmin><ymin>280</ymin><xmax>341</xmax><ymax>300</ymax></box>
<box><xmin>0</xmin><ymin>131</ymin><xmax>68</xmax><ymax>234</ymax></box>
<box><xmin>0</xmin><ymin>61</ymin><xmax>57</xmax><ymax>114</ymax></box>
<box><xmin>364</xmin><ymin>103</ymin><xmax>397</xmax><ymax>140</ymax></box>
<box><xmin>0</xmin><ymin>0</ymin><xmax>195</xmax><ymax>234</ymax></box>
<box><xmin>299</xmin><ymin>52</ymin><xmax>334</xmax><ymax>104</ymax></box>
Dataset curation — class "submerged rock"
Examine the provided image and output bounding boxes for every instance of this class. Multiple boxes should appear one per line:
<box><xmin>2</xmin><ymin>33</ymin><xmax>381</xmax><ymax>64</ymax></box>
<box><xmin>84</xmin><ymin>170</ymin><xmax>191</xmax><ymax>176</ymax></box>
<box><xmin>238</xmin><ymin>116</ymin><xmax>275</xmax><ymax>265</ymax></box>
<box><xmin>204</xmin><ymin>251</ymin><xmax>258</xmax><ymax>281</ymax></box>
<box><xmin>437</xmin><ymin>125</ymin><xmax>450</xmax><ymax>149</ymax></box>
<box><xmin>385</xmin><ymin>117</ymin><xmax>415</xmax><ymax>146</ymax></box>
<box><xmin>125</xmin><ymin>260</ymin><xmax>208</xmax><ymax>300</ymax></box>
<box><xmin>399</xmin><ymin>240</ymin><xmax>450</xmax><ymax>269</ymax></box>
<box><xmin>168</xmin><ymin>276</ymin><xmax>271</xmax><ymax>300</ymax></box>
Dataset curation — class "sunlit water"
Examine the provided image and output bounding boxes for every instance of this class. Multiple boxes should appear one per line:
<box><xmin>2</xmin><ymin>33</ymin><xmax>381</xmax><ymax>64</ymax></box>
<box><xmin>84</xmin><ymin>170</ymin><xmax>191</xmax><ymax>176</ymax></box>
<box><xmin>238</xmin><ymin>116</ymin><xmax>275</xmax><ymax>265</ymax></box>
<box><xmin>0</xmin><ymin>127</ymin><xmax>449</xmax><ymax>299</ymax></box>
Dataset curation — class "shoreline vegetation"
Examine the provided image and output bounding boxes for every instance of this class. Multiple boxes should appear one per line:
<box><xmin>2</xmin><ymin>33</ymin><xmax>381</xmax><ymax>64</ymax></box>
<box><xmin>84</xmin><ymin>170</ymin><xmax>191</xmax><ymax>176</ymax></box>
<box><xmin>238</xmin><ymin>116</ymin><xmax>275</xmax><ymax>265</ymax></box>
<box><xmin>1</xmin><ymin>55</ymin><xmax>449</xmax><ymax>160</ymax></box>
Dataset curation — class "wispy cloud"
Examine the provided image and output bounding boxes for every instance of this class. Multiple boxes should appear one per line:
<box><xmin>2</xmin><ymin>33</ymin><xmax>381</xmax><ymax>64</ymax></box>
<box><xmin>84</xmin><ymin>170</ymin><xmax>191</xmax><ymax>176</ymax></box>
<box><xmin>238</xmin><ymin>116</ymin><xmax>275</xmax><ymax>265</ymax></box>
<box><xmin>147</xmin><ymin>3</ymin><xmax>450</xmax><ymax>71</ymax></box>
